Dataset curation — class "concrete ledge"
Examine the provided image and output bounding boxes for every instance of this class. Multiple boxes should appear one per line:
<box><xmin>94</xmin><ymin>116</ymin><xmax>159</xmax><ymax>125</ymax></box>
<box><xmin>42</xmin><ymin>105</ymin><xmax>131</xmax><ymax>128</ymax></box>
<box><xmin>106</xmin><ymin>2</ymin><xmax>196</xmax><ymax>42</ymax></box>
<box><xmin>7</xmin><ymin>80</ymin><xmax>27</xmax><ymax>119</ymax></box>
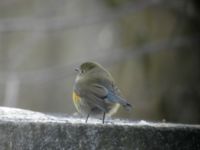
<box><xmin>0</xmin><ymin>107</ymin><xmax>200</xmax><ymax>150</ymax></box>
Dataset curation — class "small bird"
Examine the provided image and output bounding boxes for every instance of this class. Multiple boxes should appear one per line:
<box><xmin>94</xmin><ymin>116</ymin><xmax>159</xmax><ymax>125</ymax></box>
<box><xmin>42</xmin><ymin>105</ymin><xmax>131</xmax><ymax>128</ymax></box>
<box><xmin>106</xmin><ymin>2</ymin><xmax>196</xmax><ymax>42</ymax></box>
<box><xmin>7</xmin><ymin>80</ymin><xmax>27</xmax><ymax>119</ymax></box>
<box><xmin>73</xmin><ymin>62</ymin><xmax>132</xmax><ymax>123</ymax></box>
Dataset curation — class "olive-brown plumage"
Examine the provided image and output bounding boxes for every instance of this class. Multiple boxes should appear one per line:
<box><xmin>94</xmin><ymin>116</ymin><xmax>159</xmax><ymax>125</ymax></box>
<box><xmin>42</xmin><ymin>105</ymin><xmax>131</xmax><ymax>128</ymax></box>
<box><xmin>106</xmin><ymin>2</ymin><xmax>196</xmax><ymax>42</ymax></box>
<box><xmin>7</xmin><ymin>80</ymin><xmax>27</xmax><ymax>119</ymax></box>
<box><xmin>73</xmin><ymin>62</ymin><xmax>132</xmax><ymax>123</ymax></box>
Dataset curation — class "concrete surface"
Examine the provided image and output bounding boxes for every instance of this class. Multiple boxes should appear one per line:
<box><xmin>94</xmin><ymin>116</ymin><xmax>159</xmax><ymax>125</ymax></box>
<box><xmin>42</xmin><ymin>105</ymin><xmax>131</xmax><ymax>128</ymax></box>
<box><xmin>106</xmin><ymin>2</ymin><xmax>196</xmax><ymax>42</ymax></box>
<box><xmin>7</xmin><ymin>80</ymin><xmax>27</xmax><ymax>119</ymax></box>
<box><xmin>0</xmin><ymin>107</ymin><xmax>200</xmax><ymax>150</ymax></box>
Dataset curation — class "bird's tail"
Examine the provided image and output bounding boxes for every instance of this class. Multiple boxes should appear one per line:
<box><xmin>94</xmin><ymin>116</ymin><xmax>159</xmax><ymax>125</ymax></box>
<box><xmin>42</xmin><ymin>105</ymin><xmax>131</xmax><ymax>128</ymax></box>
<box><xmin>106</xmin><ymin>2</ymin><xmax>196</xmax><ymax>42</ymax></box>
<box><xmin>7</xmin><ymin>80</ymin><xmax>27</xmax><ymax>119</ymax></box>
<box><xmin>122</xmin><ymin>102</ymin><xmax>132</xmax><ymax>111</ymax></box>
<box><xmin>117</xmin><ymin>96</ymin><xmax>132</xmax><ymax>111</ymax></box>
<box><xmin>107</xmin><ymin>92</ymin><xmax>132</xmax><ymax>111</ymax></box>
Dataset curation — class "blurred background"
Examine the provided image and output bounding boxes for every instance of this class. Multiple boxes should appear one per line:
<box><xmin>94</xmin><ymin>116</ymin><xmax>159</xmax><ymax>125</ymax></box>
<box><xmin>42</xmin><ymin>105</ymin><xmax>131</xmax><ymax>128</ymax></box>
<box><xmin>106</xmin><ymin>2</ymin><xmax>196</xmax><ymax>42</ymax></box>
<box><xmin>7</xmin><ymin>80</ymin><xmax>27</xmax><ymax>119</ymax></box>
<box><xmin>0</xmin><ymin>0</ymin><xmax>200</xmax><ymax>124</ymax></box>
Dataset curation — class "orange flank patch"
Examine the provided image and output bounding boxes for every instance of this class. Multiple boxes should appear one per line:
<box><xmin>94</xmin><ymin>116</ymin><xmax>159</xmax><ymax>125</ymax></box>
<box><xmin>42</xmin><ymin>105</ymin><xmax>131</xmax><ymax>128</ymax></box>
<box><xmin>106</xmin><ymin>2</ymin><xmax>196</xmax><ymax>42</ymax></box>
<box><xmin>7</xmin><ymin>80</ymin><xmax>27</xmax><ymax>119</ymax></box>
<box><xmin>72</xmin><ymin>91</ymin><xmax>81</xmax><ymax>103</ymax></box>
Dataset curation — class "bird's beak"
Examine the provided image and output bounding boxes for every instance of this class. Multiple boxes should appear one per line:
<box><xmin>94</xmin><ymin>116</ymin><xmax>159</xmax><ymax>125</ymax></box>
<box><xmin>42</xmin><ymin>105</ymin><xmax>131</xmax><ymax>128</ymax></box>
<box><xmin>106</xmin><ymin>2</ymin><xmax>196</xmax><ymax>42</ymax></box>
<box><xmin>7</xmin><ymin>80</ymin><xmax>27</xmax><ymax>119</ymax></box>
<box><xmin>75</xmin><ymin>68</ymin><xmax>80</xmax><ymax>72</ymax></box>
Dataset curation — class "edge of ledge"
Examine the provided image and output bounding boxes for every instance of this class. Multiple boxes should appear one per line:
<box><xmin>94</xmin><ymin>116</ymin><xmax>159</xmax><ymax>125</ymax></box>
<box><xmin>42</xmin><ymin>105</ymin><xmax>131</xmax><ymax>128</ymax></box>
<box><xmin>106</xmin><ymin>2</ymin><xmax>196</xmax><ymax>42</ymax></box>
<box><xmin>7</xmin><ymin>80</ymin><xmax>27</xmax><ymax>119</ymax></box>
<box><xmin>0</xmin><ymin>106</ymin><xmax>200</xmax><ymax>129</ymax></box>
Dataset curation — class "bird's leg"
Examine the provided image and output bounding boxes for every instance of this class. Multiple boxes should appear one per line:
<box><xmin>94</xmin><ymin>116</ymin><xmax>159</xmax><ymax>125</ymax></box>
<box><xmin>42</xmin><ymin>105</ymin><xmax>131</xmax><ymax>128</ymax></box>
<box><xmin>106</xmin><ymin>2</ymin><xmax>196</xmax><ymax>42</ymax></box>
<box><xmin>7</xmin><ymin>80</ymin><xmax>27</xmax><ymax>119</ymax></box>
<box><xmin>102</xmin><ymin>112</ymin><xmax>106</xmax><ymax>124</ymax></box>
<box><xmin>85</xmin><ymin>113</ymin><xmax>90</xmax><ymax>123</ymax></box>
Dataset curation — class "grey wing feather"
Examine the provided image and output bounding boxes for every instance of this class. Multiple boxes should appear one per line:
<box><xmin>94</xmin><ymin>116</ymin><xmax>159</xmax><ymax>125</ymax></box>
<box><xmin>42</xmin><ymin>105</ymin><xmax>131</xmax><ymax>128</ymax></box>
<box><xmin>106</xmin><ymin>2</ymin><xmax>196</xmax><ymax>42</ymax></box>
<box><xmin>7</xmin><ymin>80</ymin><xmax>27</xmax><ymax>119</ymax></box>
<box><xmin>77</xmin><ymin>84</ymin><xmax>109</xmax><ymax>112</ymax></box>
<box><xmin>89</xmin><ymin>84</ymin><xmax>108</xmax><ymax>98</ymax></box>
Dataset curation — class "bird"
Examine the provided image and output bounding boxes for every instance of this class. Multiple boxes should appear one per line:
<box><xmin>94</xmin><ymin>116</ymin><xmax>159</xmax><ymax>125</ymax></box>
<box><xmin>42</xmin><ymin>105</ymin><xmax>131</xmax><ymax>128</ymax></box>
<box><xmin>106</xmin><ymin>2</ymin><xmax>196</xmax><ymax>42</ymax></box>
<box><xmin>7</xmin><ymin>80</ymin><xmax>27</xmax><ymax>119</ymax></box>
<box><xmin>72</xmin><ymin>61</ymin><xmax>132</xmax><ymax>123</ymax></box>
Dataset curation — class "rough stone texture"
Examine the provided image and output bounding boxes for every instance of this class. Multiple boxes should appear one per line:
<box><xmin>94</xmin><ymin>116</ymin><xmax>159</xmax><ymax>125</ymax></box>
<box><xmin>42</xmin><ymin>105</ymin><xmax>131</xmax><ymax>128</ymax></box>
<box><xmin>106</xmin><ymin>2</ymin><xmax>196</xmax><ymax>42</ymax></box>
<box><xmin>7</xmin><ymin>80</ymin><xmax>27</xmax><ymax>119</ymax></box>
<box><xmin>0</xmin><ymin>107</ymin><xmax>200</xmax><ymax>150</ymax></box>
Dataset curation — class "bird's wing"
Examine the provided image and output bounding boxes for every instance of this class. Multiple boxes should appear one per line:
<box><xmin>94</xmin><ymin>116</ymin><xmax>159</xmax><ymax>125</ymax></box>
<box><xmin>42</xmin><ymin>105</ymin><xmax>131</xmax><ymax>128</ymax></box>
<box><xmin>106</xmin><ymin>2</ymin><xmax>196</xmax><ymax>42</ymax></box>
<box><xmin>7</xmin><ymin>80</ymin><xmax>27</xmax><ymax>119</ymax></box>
<box><xmin>89</xmin><ymin>84</ymin><xmax>108</xmax><ymax>98</ymax></box>
<box><xmin>76</xmin><ymin>83</ymin><xmax>109</xmax><ymax>112</ymax></box>
<box><xmin>90</xmin><ymin>83</ymin><xmax>132</xmax><ymax>111</ymax></box>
